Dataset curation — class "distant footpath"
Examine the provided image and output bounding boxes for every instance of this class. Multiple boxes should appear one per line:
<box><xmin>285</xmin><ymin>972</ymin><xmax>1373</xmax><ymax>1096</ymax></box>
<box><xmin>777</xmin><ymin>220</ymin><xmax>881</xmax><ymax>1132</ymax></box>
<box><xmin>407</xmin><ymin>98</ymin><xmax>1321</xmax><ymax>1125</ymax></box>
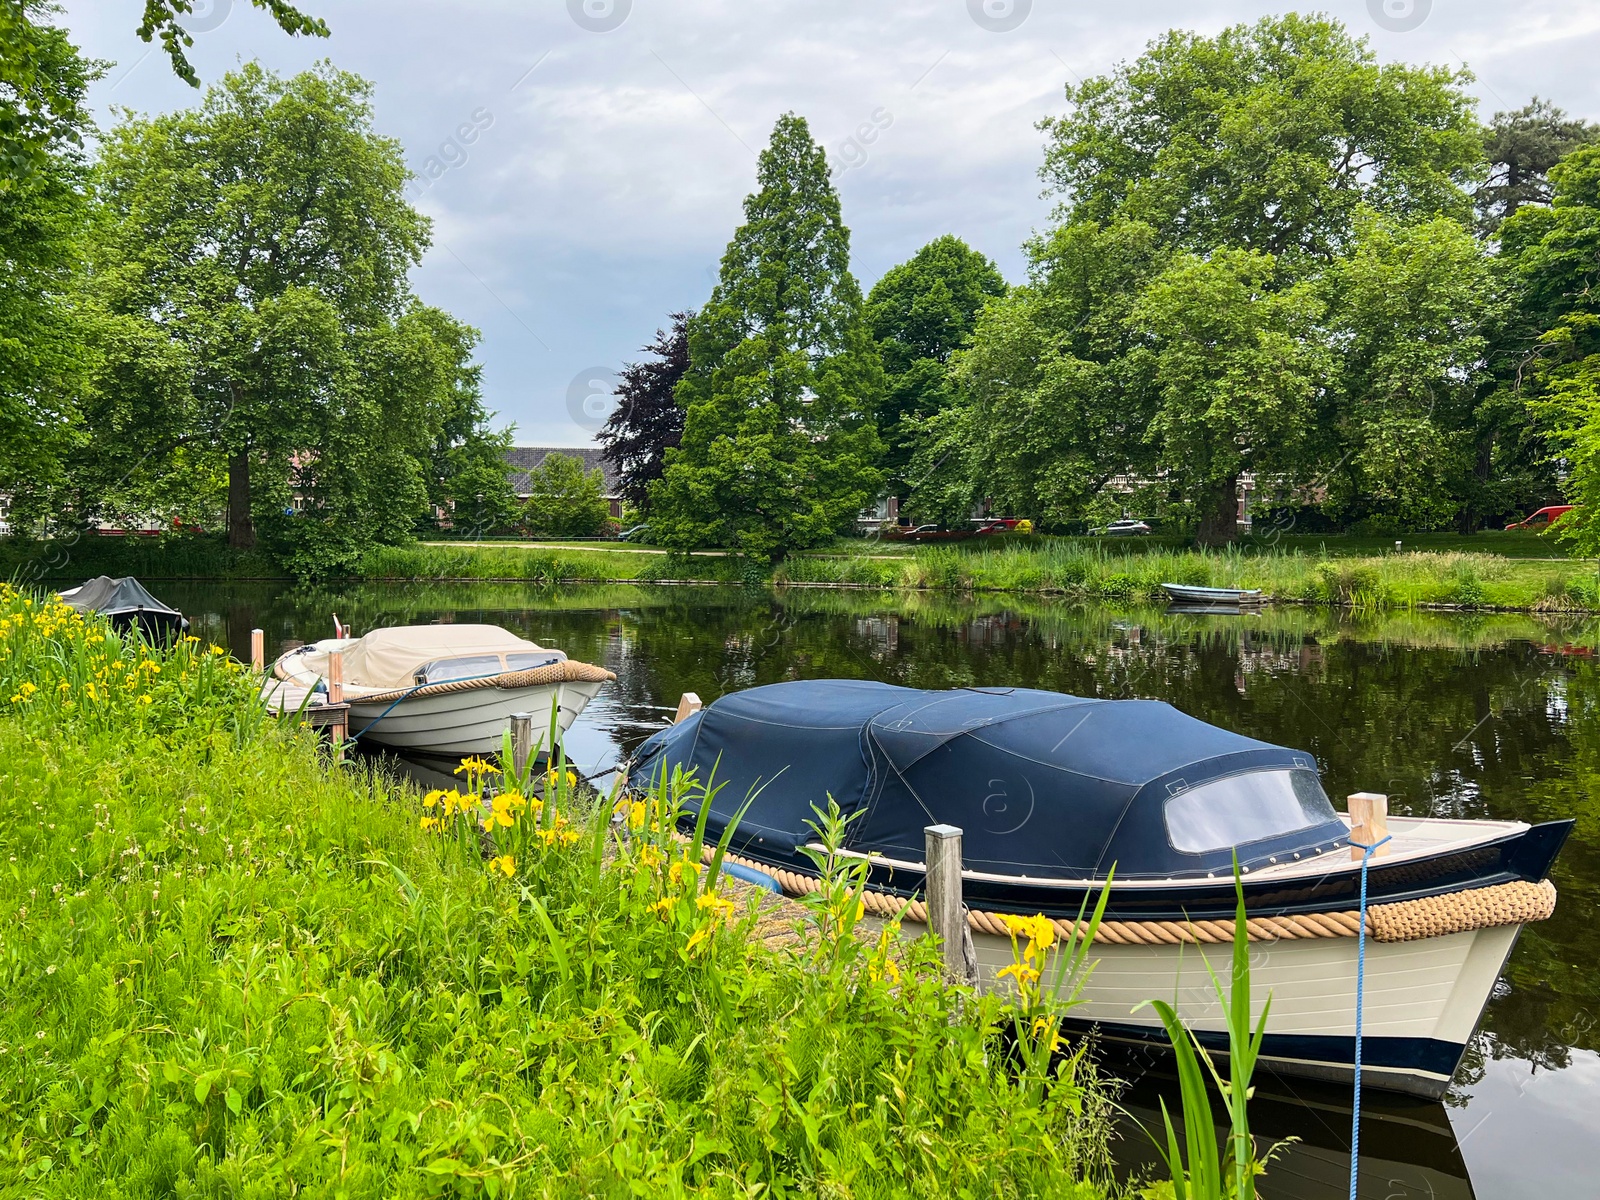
<box><xmin>5</xmin><ymin>531</ymin><xmax>1596</xmax><ymax>614</ymax></box>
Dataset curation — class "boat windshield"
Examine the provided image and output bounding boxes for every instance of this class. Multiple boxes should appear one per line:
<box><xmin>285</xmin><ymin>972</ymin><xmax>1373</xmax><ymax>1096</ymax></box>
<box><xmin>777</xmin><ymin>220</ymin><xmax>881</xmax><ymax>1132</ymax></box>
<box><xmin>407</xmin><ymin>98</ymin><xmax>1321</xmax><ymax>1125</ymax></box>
<box><xmin>505</xmin><ymin>651</ymin><xmax>567</xmax><ymax>672</ymax></box>
<box><xmin>1164</xmin><ymin>768</ymin><xmax>1336</xmax><ymax>854</ymax></box>
<box><xmin>414</xmin><ymin>655</ymin><xmax>507</xmax><ymax>685</ymax></box>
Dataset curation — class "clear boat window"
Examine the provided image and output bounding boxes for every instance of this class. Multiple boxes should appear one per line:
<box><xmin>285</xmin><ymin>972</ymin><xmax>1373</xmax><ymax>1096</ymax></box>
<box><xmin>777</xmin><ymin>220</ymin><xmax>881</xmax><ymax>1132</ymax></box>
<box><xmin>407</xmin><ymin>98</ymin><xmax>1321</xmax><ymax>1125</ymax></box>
<box><xmin>414</xmin><ymin>655</ymin><xmax>506</xmax><ymax>684</ymax></box>
<box><xmin>505</xmin><ymin>651</ymin><xmax>567</xmax><ymax>672</ymax></box>
<box><xmin>1164</xmin><ymin>769</ymin><xmax>1336</xmax><ymax>854</ymax></box>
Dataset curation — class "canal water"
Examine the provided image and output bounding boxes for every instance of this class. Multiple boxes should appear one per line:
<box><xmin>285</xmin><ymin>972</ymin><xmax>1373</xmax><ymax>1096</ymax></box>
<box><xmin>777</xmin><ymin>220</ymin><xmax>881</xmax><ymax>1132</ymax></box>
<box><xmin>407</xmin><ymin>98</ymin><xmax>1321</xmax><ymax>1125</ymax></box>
<box><xmin>163</xmin><ymin>580</ymin><xmax>1600</xmax><ymax>1199</ymax></box>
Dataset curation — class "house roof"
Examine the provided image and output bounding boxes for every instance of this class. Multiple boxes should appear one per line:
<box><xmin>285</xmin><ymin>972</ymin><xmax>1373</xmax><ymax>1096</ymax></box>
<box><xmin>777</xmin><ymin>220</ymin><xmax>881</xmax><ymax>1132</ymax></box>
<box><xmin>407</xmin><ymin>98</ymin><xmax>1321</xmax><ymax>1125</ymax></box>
<box><xmin>504</xmin><ymin>446</ymin><xmax>620</xmax><ymax>496</ymax></box>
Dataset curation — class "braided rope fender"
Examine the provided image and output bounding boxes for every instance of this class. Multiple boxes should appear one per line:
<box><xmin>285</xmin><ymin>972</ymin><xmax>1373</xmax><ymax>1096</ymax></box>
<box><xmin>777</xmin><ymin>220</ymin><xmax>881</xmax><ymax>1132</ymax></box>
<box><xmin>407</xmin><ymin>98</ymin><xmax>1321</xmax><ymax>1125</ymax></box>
<box><xmin>700</xmin><ymin>846</ymin><xmax>1557</xmax><ymax>946</ymax></box>
<box><xmin>355</xmin><ymin>660</ymin><xmax>615</xmax><ymax>704</ymax></box>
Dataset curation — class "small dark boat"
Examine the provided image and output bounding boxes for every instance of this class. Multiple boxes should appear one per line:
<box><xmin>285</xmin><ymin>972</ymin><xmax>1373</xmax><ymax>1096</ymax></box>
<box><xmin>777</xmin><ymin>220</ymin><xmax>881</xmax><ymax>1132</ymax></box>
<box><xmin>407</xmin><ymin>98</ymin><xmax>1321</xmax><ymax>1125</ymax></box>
<box><xmin>1161</xmin><ymin>582</ymin><xmax>1265</xmax><ymax>605</ymax></box>
<box><xmin>629</xmin><ymin>680</ymin><xmax>1570</xmax><ymax>1098</ymax></box>
<box><xmin>58</xmin><ymin>576</ymin><xmax>189</xmax><ymax>641</ymax></box>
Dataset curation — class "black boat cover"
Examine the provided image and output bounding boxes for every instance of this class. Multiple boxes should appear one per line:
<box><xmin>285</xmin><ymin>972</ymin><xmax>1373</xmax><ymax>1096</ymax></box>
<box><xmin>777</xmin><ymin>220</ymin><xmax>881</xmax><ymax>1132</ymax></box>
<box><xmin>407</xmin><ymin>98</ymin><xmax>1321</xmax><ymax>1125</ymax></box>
<box><xmin>630</xmin><ymin>680</ymin><xmax>1352</xmax><ymax>881</ymax></box>
<box><xmin>60</xmin><ymin>576</ymin><xmax>188</xmax><ymax>636</ymax></box>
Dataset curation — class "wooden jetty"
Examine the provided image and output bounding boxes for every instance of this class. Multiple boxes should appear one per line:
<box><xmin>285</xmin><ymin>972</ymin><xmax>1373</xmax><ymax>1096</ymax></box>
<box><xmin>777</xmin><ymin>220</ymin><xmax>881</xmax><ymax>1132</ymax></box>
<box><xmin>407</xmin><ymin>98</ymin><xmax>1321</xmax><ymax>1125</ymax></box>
<box><xmin>252</xmin><ymin>627</ymin><xmax>350</xmax><ymax>747</ymax></box>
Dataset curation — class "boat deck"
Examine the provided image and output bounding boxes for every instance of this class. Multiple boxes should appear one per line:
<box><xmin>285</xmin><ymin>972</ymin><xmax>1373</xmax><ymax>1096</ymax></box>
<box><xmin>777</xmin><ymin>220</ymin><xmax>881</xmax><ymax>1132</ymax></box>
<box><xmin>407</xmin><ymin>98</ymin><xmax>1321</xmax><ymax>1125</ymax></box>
<box><xmin>259</xmin><ymin>678</ymin><xmax>350</xmax><ymax>742</ymax></box>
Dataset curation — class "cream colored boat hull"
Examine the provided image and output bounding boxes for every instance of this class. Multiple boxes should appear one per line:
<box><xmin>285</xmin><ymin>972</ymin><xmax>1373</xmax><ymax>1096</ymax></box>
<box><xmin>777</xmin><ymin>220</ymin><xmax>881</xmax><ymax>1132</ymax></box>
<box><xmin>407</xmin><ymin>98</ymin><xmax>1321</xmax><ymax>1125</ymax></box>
<box><xmin>347</xmin><ymin>680</ymin><xmax>605</xmax><ymax>756</ymax></box>
<box><xmin>896</xmin><ymin>917</ymin><xmax>1519</xmax><ymax>1098</ymax></box>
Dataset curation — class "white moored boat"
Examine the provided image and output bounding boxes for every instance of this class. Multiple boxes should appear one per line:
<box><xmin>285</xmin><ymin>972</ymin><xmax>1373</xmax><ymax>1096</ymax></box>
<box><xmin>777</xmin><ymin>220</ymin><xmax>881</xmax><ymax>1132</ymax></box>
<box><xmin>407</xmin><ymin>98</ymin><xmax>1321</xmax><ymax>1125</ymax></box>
<box><xmin>626</xmin><ymin>680</ymin><xmax>1572</xmax><ymax>1099</ymax></box>
<box><xmin>272</xmin><ymin>624</ymin><xmax>614</xmax><ymax>755</ymax></box>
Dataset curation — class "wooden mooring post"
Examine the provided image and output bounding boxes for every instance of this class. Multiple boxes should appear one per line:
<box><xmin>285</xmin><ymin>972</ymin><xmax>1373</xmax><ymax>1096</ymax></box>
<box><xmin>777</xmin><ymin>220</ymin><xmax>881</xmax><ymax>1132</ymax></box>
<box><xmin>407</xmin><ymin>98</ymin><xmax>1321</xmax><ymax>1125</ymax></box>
<box><xmin>509</xmin><ymin>711</ymin><xmax>534</xmax><ymax>783</ymax></box>
<box><xmin>674</xmin><ymin>692</ymin><xmax>702</xmax><ymax>723</ymax></box>
<box><xmin>925</xmin><ymin>823</ymin><xmax>975</xmax><ymax>982</ymax></box>
<box><xmin>325</xmin><ymin>649</ymin><xmax>347</xmax><ymax>756</ymax></box>
<box><xmin>1348</xmin><ymin>792</ymin><xmax>1390</xmax><ymax>861</ymax></box>
<box><xmin>250</xmin><ymin>628</ymin><xmax>264</xmax><ymax>673</ymax></box>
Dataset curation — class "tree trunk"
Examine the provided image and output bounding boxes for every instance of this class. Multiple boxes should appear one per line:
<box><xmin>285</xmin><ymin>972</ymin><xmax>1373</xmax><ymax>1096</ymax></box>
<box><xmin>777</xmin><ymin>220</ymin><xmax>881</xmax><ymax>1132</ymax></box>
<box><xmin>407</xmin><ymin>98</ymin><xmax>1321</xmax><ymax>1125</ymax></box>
<box><xmin>228</xmin><ymin>448</ymin><xmax>255</xmax><ymax>550</ymax></box>
<box><xmin>1195</xmin><ymin>475</ymin><xmax>1239</xmax><ymax>548</ymax></box>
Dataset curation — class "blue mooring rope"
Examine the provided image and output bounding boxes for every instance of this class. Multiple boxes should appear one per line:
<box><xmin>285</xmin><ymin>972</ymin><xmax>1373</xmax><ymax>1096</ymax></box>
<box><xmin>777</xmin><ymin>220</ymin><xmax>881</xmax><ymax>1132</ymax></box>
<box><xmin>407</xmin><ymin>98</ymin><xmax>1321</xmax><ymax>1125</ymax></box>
<box><xmin>1348</xmin><ymin>832</ymin><xmax>1393</xmax><ymax>1200</ymax></box>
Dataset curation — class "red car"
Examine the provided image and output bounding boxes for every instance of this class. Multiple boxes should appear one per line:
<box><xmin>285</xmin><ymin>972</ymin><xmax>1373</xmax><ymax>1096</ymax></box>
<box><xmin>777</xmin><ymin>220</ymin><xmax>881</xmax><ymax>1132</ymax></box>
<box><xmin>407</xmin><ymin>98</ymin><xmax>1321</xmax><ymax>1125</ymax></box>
<box><xmin>1506</xmin><ymin>505</ymin><xmax>1575</xmax><ymax>531</ymax></box>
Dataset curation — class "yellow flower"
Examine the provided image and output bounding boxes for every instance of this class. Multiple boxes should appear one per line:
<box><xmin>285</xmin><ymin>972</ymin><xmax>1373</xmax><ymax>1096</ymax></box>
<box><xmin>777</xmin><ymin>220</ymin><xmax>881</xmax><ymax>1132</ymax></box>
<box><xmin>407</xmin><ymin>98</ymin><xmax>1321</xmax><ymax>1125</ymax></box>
<box><xmin>667</xmin><ymin>859</ymin><xmax>702</xmax><ymax>888</ymax></box>
<box><xmin>637</xmin><ymin>845</ymin><xmax>663</xmax><ymax>871</ymax></box>
<box><xmin>420</xmin><ymin>815</ymin><xmax>441</xmax><ymax>832</ymax></box>
<box><xmin>454</xmin><ymin>755</ymin><xmax>501</xmax><ymax>777</ymax></box>
<box><xmin>649</xmin><ymin>896</ymin><xmax>675</xmax><ymax>920</ymax></box>
<box><xmin>684</xmin><ymin>925</ymin><xmax>714</xmax><ymax>956</ymax></box>
<box><xmin>422</xmin><ymin>789</ymin><xmax>445</xmax><ymax>809</ymax></box>
<box><xmin>482</xmin><ymin>794</ymin><xmax>518</xmax><ymax>831</ymax></box>
<box><xmin>996</xmin><ymin>961</ymin><xmax>1040</xmax><ymax>989</ymax></box>
<box><xmin>488</xmin><ymin>854</ymin><xmax>516</xmax><ymax>878</ymax></box>
<box><xmin>696</xmin><ymin>891</ymin><xmax>736</xmax><ymax>920</ymax></box>
<box><xmin>137</xmin><ymin>695</ymin><xmax>154</xmax><ymax>706</ymax></box>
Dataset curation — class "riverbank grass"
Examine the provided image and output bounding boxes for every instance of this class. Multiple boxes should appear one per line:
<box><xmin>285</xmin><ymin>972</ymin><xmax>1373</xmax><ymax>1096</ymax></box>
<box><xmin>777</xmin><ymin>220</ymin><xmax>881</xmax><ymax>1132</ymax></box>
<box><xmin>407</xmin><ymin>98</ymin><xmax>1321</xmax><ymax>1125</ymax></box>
<box><xmin>0</xmin><ymin>585</ymin><xmax>1115</xmax><ymax>1197</ymax></box>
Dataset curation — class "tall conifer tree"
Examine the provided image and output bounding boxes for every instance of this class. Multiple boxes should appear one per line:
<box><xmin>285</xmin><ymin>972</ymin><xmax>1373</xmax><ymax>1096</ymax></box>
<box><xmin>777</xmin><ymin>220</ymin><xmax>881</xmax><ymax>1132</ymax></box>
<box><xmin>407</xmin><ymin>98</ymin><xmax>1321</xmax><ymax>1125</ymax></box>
<box><xmin>650</xmin><ymin>114</ymin><xmax>882</xmax><ymax>560</ymax></box>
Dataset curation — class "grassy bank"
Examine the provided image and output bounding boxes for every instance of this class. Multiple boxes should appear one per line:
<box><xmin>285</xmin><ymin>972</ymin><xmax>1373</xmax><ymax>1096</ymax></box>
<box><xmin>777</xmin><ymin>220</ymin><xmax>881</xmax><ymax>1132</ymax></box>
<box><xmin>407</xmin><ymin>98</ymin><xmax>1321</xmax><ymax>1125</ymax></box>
<box><xmin>12</xmin><ymin>531</ymin><xmax>1598</xmax><ymax>612</ymax></box>
<box><xmin>0</xmin><ymin>586</ymin><xmax>1118</xmax><ymax>1197</ymax></box>
<box><xmin>781</xmin><ymin>543</ymin><xmax>1600</xmax><ymax>611</ymax></box>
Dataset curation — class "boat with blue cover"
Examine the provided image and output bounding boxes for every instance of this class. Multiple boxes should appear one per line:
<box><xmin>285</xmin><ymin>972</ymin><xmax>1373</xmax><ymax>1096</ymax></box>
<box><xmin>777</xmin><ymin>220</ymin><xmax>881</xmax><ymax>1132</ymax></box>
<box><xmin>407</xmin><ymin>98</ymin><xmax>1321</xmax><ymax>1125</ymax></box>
<box><xmin>628</xmin><ymin>680</ymin><xmax>1571</xmax><ymax>1098</ymax></box>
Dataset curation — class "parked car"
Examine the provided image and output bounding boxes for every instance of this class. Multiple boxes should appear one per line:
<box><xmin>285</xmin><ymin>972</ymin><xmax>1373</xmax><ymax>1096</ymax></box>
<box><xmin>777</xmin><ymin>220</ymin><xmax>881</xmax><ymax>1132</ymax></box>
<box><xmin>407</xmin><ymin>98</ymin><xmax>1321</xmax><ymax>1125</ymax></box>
<box><xmin>1095</xmin><ymin>519</ymin><xmax>1152</xmax><ymax>536</ymax></box>
<box><xmin>1506</xmin><ymin>505</ymin><xmax>1575</xmax><ymax>531</ymax></box>
<box><xmin>618</xmin><ymin>524</ymin><xmax>651</xmax><ymax>542</ymax></box>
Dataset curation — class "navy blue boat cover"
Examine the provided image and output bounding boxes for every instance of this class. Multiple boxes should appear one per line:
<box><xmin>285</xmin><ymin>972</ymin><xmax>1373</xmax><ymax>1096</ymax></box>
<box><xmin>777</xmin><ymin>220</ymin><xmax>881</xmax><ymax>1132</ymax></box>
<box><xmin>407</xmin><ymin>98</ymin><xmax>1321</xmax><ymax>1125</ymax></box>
<box><xmin>630</xmin><ymin>680</ymin><xmax>1351</xmax><ymax>880</ymax></box>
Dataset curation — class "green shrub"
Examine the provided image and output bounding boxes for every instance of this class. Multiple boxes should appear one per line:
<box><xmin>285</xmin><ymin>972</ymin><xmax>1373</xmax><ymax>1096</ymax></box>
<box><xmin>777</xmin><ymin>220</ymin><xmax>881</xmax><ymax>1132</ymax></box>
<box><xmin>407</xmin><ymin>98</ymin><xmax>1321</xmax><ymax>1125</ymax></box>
<box><xmin>1097</xmin><ymin>573</ymin><xmax>1138</xmax><ymax>601</ymax></box>
<box><xmin>1315</xmin><ymin>561</ymin><xmax>1381</xmax><ymax>604</ymax></box>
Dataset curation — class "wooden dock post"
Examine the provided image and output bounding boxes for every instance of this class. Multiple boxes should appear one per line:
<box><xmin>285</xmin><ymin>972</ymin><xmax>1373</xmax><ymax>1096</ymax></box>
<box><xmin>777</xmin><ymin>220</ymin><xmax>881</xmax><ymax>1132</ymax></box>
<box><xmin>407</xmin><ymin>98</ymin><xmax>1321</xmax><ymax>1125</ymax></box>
<box><xmin>326</xmin><ymin>649</ymin><xmax>347</xmax><ymax>755</ymax></box>
<box><xmin>1348</xmin><ymin>792</ymin><xmax>1390</xmax><ymax>860</ymax></box>
<box><xmin>250</xmin><ymin>628</ymin><xmax>264</xmax><ymax>673</ymax></box>
<box><xmin>925</xmin><ymin>823</ymin><xmax>974</xmax><ymax>982</ymax></box>
<box><xmin>510</xmin><ymin>711</ymin><xmax>533</xmax><ymax>783</ymax></box>
<box><xmin>674</xmin><ymin>692</ymin><xmax>703</xmax><ymax>724</ymax></box>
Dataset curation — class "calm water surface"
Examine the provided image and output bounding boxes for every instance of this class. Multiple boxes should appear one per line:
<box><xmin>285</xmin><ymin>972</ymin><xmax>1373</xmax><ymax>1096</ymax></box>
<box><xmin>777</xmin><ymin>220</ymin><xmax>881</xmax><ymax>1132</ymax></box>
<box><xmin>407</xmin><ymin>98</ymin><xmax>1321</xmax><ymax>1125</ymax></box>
<box><xmin>163</xmin><ymin>580</ymin><xmax>1600</xmax><ymax>1199</ymax></box>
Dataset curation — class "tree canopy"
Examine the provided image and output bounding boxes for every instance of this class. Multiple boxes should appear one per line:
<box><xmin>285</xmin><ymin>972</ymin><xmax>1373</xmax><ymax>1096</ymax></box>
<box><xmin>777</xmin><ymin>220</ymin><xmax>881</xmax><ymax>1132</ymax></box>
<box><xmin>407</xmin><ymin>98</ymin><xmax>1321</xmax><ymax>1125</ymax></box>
<box><xmin>1040</xmin><ymin>13</ymin><xmax>1483</xmax><ymax>269</ymax></box>
<box><xmin>0</xmin><ymin>3</ymin><xmax>96</xmax><ymax>515</ymax></box>
<box><xmin>75</xmin><ymin>62</ymin><xmax>497</xmax><ymax>576</ymax></box>
<box><xmin>917</xmin><ymin>13</ymin><xmax>1539</xmax><ymax>544</ymax></box>
<box><xmin>867</xmin><ymin>235</ymin><xmax>1005</xmax><ymax>487</ymax></box>
<box><xmin>1478</xmin><ymin>99</ymin><xmax>1599</xmax><ymax>233</ymax></box>
<box><xmin>1500</xmin><ymin>147</ymin><xmax>1600</xmax><ymax>551</ymax></box>
<box><xmin>649</xmin><ymin>113</ymin><xmax>883</xmax><ymax>561</ymax></box>
<box><xmin>523</xmin><ymin>452</ymin><xmax>611</xmax><ymax>538</ymax></box>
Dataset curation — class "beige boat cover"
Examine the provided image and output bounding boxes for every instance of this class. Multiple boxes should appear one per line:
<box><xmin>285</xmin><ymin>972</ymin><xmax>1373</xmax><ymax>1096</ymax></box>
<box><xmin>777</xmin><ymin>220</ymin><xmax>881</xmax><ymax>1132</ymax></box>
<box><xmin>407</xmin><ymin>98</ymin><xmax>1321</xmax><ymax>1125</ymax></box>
<box><xmin>289</xmin><ymin>625</ymin><xmax>555</xmax><ymax>689</ymax></box>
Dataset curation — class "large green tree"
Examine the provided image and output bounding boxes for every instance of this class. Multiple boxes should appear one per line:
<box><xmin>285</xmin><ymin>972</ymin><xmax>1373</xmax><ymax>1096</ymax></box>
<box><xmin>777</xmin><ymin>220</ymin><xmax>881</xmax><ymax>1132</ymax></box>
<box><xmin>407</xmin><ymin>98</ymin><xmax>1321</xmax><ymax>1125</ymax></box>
<box><xmin>1040</xmin><ymin>13</ymin><xmax>1483</xmax><ymax>269</ymax></box>
<box><xmin>1478</xmin><ymin>99</ymin><xmax>1599</xmax><ymax>233</ymax></box>
<box><xmin>1314</xmin><ymin>212</ymin><xmax>1494</xmax><ymax>531</ymax></box>
<box><xmin>79</xmin><ymin>62</ymin><xmax>491</xmax><ymax>576</ymax></box>
<box><xmin>0</xmin><ymin>2</ymin><xmax>96</xmax><ymax>517</ymax></box>
<box><xmin>944</xmin><ymin>13</ymin><xmax>1501</xmax><ymax>542</ymax></box>
<box><xmin>1132</xmin><ymin>249</ymin><xmax>1325</xmax><ymax>545</ymax></box>
<box><xmin>650</xmin><ymin>114</ymin><xmax>883</xmax><ymax>560</ymax></box>
<box><xmin>599</xmin><ymin>311</ymin><xmax>692</xmax><ymax>512</ymax></box>
<box><xmin>925</xmin><ymin>220</ymin><xmax>1166</xmax><ymax>528</ymax></box>
<box><xmin>1500</xmin><ymin>147</ymin><xmax>1600</xmax><ymax>551</ymax></box>
<box><xmin>523</xmin><ymin>452</ymin><xmax>611</xmax><ymax>539</ymax></box>
<box><xmin>866</xmin><ymin>236</ymin><xmax>1005</xmax><ymax>487</ymax></box>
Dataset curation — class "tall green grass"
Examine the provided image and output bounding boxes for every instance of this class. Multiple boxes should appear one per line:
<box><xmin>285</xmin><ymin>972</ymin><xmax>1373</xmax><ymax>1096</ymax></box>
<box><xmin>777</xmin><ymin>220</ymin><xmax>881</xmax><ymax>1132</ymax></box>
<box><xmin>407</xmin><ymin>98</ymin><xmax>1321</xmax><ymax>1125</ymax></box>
<box><xmin>0</xmin><ymin>586</ymin><xmax>1118</xmax><ymax>1197</ymax></box>
<box><xmin>783</xmin><ymin>543</ymin><xmax>1597</xmax><ymax>611</ymax></box>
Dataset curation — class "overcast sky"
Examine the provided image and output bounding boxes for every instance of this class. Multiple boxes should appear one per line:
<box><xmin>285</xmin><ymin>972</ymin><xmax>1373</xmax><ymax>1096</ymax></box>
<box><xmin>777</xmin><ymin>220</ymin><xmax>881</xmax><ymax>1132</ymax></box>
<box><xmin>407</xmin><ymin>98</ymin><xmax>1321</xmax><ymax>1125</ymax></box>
<box><xmin>55</xmin><ymin>0</ymin><xmax>1600</xmax><ymax>445</ymax></box>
